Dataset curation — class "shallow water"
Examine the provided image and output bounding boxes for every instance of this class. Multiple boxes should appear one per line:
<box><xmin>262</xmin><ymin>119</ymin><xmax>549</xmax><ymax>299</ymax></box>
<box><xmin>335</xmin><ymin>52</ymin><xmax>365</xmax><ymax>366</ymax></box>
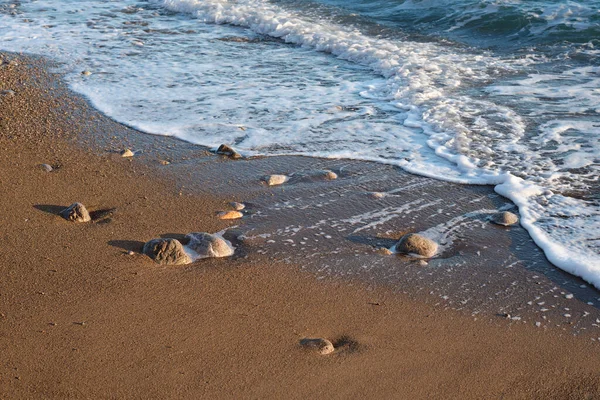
<box><xmin>0</xmin><ymin>0</ymin><xmax>598</xmax><ymax>287</ymax></box>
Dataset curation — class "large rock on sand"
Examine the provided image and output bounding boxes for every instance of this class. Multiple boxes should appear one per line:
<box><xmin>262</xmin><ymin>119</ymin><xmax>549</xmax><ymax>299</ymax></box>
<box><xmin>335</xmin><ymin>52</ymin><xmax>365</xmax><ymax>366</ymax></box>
<box><xmin>186</xmin><ymin>232</ymin><xmax>234</xmax><ymax>258</ymax></box>
<box><xmin>300</xmin><ymin>338</ymin><xmax>335</xmax><ymax>355</ymax></box>
<box><xmin>491</xmin><ymin>211</ymin><xmax>519</xmax><ymax>226</ymax></box>
<box><xmin>143</xmin><ymin>238</ymin><xmax>192</xmax><ymax>265</ymax></box>
<box><xmin>59</xmin><ymin>202</ymin><xmax>91</xmax><ymax>223</ymax></box>
<box><xmin>395</xmin><ymin>233</ymin><xmax>438</xmax><ymax>258</ymax></box>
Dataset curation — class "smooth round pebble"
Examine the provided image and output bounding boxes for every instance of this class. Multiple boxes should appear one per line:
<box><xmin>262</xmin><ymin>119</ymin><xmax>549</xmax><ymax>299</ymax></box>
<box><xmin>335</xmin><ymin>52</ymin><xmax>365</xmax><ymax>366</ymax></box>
<box><xmin>40</xmin><ymin>163</ymin><xmax>53</xmax><ymax>172</ymax></box>
<box><xmin>300</xmin><ymin>338</ymin><xmax>335</xmax><ymax>355</ymax></box>
<box><xmin>491</xmin><ymin>211</ymin><xmax>519</xmax><ymax>226</ymax></box>
<box><xmin>396</xmin><ymin>233</ymin><xmax>438</xmax><ymax>258</ymax></box>
<box><xmin>265</xmin><ymin>174</ymin><xmax>288</xmax><ymax>186</ymax></box>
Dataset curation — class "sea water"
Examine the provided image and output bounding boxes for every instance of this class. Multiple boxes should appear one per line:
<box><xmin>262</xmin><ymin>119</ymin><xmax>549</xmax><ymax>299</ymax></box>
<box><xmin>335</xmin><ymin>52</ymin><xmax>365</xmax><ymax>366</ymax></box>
<box><xmin>0</xmin><ymin>0</ymin><xmax>598</xmax><ymax>287</ymax></box>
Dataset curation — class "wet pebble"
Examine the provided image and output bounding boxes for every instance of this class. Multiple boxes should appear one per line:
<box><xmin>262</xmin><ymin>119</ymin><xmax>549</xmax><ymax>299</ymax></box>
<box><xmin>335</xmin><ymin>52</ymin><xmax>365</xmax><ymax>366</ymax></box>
<box><xmin>264</xmin><ymin>174</ymin><xmax>288</xmax><ymax>186</ymax></box>
<box><xmin>217</xmin><ymin>210</ymin><xmax>243</xmax><ymax>220</ymax></box>
<box><xmin>395</xmin><ymin>233</ymin><xmax>438</xmax><ymax>258</ymax></box>
<box><xmin>491</xmin><ymin>211</ymin><xmax>519</xmax><ymax>226</ymax></box>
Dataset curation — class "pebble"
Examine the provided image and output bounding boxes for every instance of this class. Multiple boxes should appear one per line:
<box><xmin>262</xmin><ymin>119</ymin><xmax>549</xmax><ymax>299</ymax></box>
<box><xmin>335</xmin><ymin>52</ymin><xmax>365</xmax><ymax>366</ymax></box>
<box><xmin>395</xmin><ymin>233</ymin><xmax>438</xmax><ymax>258</ymax></box>
<box><xmin>40</xmin><ymin>163</ymin><xmax>53</xmax><ymax>172</ymax></box>
<box><xmin>368</xmin><ymin>192</ymin><xmax>385</xmax><ymax>199</ymax></box>
<box><xmin>143</xmin><ymin>238</ymin><xmax>192</xmax><ymax>265</ymax></box>
<box><xmin>121</xmin><ymin>149</ymin><xmax>134</xmax><ymax>157</ymax></box>
<box><xmin>264</xmin><ymin>174</ymin><xmax>288</xmax><ymax>186</ymax></box>
<box><xmin>59</xmin><ymin>203</ymin><xmax>91</xmax><ymax>223</ymax></box>
<box><xmin>490</xmin><ymin>211</ymin><xmax>519</xmax><ymax>226</ymax></box>
<box><xmin>216</xmin><ymin>144</ymin><xmax>242</xmax><ymax>159</ymax></box>
<box><xmin>565</xmin><ymin>294</ymin><xmax>574</xmax><ymax>299</ymax></box>
<box><xmin>185</xmin><ymin>232</ymin><xmax>234</xmax><ymax>258</ymax></box>
<box><xmin>0</xmin><ymin>89</ymin><xmax>15</xmax><ymax>97</ymax></box>
<box><xmin>300</xmin><ymin>338</ymin><xmax>335</xmax><ymax>355</ymax></box>
<box><xmin>230</xmin><ymin>202</ymin><xmax>245</xmax><ymax>211</ymax></box>
<box><xmin>81</xmin><ymin>70</ymin><xmax>92</xmax><ymax>76</ymax></box>
<box><xmin>377</xmin><ymin>247</ymin><xmax>393</xmax><ymax>255</ymax></box>
<box><xmin>217</xmin><ymin>210</ymin><xmax>243</xmax><ymax>220</ymax></box>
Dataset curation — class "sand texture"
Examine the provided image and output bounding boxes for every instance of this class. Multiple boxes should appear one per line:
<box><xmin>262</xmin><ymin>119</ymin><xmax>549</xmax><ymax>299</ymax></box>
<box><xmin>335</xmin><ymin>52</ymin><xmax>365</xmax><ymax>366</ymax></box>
<box><xmin>1</xmin><ymin>53</ymin><xmax>600</xmax><ymax>399</ymax></box>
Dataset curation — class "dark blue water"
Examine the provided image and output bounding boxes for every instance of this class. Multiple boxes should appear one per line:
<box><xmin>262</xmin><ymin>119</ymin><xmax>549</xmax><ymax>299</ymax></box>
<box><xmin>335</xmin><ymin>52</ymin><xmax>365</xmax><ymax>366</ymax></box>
<box><xmin>277</xmin><ymin>0</ymin><xmax>600</xmax><ymax>58</ymax></box>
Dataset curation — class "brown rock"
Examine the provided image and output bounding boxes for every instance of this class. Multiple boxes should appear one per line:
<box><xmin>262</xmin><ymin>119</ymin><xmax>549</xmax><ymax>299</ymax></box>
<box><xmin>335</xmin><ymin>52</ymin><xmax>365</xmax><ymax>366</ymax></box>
<box><xmin>59</xmin><ymin>203</ymin><xmax>91</xmax><ymax>223</ymax></box>
<box><xmin>396</xmin><ymin>233</ymin><xmax>438</xmax><ymax>258</ymax></box>
<box><xmin>216</xmin><ymin>144</ymin><xmax>242</xmax><ymax>159</ymax></box>
<box><xmin>142</xmin><ymin>238</ymin><xmax>192</xmax><ymax>265</ymax></box>
<box><xmin>217</xmin><ymin>210</ymin><xmax>243</xmax><ymax>220</ymax></box>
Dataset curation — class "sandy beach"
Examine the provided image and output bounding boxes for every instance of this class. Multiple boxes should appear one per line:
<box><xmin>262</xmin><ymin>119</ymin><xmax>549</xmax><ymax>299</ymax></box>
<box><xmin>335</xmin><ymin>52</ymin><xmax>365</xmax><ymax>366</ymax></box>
<box><xmin>1</xmin><ymin>52</ymin><xmax>600</xmax><ymax>399</ymax></box>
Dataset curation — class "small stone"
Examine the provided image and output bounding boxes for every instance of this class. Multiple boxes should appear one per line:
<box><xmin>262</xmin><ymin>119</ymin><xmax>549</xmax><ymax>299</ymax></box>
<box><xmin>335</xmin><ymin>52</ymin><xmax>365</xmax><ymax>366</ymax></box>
<box><xmin>395</xmin><ymin>233</ymin><xmax>438</xmax><ymax>258</ymax></box>
<box><xmin>491</xmin><ymin>211</ymin><xmax>519</xmax><ymax>226</ymax></box>
<box><xmin>185</xmin><ymin>232</ymin><xmax>234</xmax><ymax>258</ymax></box>
<box><xmin>300</xmin><ymin>338</ymin><xmax>335</xmax><ymax>355</ymax></box>
<box><xmin>0</xmin><ymin>89</ymin><xmax>15</xmax><ymax>97</ymax></box>
<box><xmin>230</xmin><ymin>202</ymin><xmax>245</xmax><ymax>211</ymax></box>
<box><xmin>158</xmin><ymin>159</ymin><xmax>170</xmax><ymax>165</ymax></box>
<box><xmin>81</xmin><ymin>70</ymin><xmax>92</xmax><ymax>76</ymax></box>
<box><xmin>143</xmin><ymin>238</ymin><xmax>192</xmax><ymax>265</ymax></box>
<box><xmin>309</xmin><ymin>170</ymin><xmax>337</xmax><ymax>180</ymax></box>
<box><xmin>369</xmin><ymin>192</ymin><xmax>385</xmax><ymax>199</ymax></box>
<box><xmin>418</xmin><ymin>260</ymin><xmax>428</xmax><ymax>266</ymax></box>
<box><xmin>40</xmin><ymin>163</ymin><xmax>53</xmax><ymax>172</ymax></box>
<box><xmin>565</xmin><ymin>294</ymin><xmax>574</xmax><ymax>299</ymax></box>
<box><xmin>216</xmin><ymin>144</ymin><xmax>242</xmax><ymax>159</ymax></box>
<box><xmin>59</xmin><ymin>203</ymin><xmax>91</xmax><ymax>223</ymax></box>
<box><xmin>264</xmin><ymin>174</ymin><xmax>288</xmax><ymax>186</ymax></box>
<box><xmin>127</xmin><ymin>250</ymin><xmax>135</xmax><ymax>256</ymax></box>
<box><xmin>217</xmin><ymin>210</ymin><xmax>243</xmax><ymax>220</ymax></box>
<box><xmin>377</xmin><ymin>247</ymin><xmax>393</xmax><ymax>255</ymax></box>
<box><xmin>121</xmin><ymin>149</ymin><xmax>134</xmax><ymax>157</ymax></box>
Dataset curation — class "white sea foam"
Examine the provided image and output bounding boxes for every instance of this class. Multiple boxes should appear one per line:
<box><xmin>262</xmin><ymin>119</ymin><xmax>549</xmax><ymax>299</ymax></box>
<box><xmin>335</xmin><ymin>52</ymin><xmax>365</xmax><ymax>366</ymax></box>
<box><xmin>0</xmin><ymin>0</ymin><xmax>598</xmax><ymax>287</ymax></box>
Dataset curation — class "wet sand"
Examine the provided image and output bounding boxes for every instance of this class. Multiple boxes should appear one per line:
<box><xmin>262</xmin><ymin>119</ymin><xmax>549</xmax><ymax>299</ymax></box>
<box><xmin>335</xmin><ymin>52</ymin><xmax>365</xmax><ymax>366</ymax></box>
<box><xmin>1</xmin><ymin>52</ymin><xmax>600</xmax><ymax>399</ymax></box>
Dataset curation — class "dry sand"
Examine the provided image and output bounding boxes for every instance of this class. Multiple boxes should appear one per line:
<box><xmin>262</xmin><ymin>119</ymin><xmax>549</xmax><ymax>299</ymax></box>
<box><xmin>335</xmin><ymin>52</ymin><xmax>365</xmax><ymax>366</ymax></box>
<box><xmin>1</xmin><ymin>53</ymin><xmax>600</xmax><ymax>399</ymax></box>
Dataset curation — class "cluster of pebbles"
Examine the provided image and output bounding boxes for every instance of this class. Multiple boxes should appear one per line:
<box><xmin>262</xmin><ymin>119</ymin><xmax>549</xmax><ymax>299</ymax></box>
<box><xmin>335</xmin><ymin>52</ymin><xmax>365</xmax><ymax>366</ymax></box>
<box><xmin>51</xmin><ymin>143</ymin><xmax>520</xmax><ymax>357</ymax></box>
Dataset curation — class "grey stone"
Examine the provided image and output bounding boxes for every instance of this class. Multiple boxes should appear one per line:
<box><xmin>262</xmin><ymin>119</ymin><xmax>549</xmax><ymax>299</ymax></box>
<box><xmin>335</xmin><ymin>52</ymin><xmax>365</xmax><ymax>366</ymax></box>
<box><xmin>40</xmin><ymin>164</ymin><xmax>53</xmax><ymax>172</ymax></box>
<box><xmin>185</xmin><ymin>232</ymin><xmax>234</xmax><ymax>258</ymax></box>
<box><xmin>59</xmin><ymin>203</ymin><xmax>91</xmax><ymax>223</ymax></box>
<box><xmin>491</xmin><ymin>211</ymin><xmax>519</xmax><ymax>226</ymax></box>
<box><xmin>396</xmin><ymin>233</ymin><xmax>438</xmax><ymax>258</ymax></box>
<box><xmin>143</xmin><ymin>238</ymin><xmax>192</xmax><ymax>265</ymax></box>
<box><xmin>0</xmin><ymin>90</ymin><xmax>15</xmax><ymax>97</ymax></box>
<box><xmin>264</xmin><ymin>174</ymin><xmax>288</xmax><ymax>186</ymax></box>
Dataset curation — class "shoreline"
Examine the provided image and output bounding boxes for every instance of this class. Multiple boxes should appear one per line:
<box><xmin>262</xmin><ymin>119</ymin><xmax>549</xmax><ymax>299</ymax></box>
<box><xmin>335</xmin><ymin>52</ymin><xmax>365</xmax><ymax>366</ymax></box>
<box><xmin>2</xmin><ymin>52</ymin><xmax>600</xmax><ymax>398</ymax></box>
